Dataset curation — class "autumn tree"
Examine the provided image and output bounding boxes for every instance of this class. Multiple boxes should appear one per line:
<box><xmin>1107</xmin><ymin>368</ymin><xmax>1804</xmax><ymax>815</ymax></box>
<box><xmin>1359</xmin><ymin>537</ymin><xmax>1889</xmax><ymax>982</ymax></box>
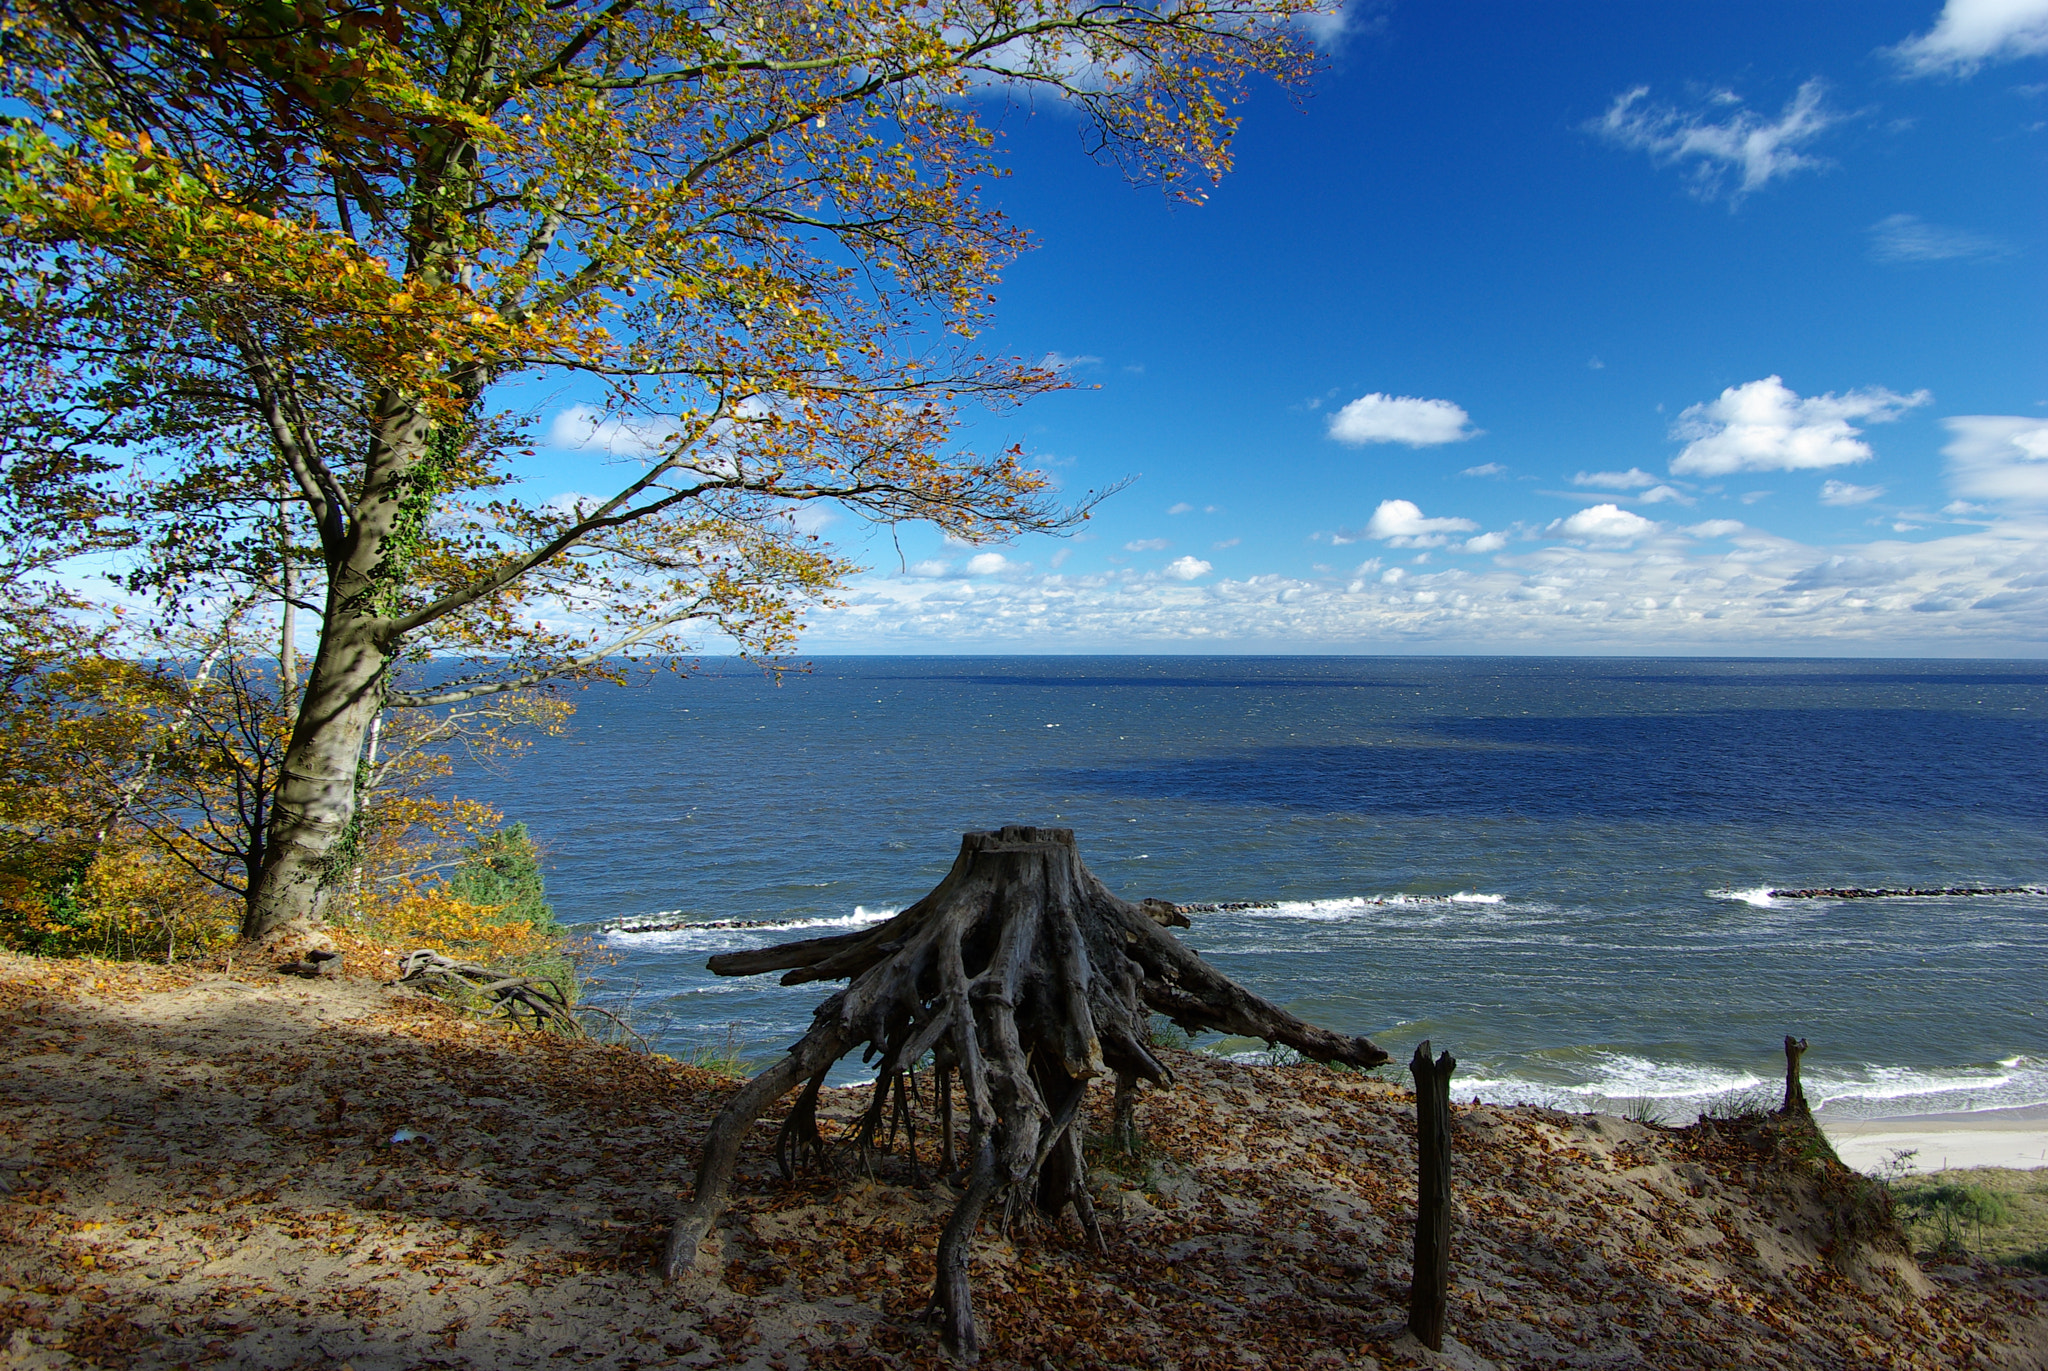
<box><xmin>1</xmin><ymin>0</ymin><xmax>1321</xmax><ymax>940</ymax></box>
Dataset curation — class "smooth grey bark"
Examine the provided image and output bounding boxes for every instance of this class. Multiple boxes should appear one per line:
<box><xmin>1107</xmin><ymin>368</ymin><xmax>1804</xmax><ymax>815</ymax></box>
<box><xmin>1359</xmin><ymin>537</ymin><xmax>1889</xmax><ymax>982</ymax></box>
<box><xmin>241</xmin><ymin>393</ymin><xmax>430</xmax><ymax>939</ymax></box>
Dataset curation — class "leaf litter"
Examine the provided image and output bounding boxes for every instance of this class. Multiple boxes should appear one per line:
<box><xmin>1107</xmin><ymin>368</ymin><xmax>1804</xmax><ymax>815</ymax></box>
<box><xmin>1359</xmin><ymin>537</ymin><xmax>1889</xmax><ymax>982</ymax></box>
<box><xmin>0</xmin><ymin>951</ymin><xmax>2043</xmax><ymax>1369</ymax></box>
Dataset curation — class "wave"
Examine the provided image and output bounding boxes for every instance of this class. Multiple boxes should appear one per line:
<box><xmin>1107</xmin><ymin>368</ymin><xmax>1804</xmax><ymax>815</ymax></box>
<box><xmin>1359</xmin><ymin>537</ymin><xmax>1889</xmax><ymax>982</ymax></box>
<box><xmin>1184</xmin><ymin>892</ymin><xmax>1508</xmax><ymax>921</ymax></box>
<box><xmin>1444</xmin><ymin>1050</ymin><xmax>2048</xmax><ymax>1122</ymax></box>
<box><xmin>601</xmin><ymin>905</ymin><xmax>898</xmax><ymax>944</ymax></box>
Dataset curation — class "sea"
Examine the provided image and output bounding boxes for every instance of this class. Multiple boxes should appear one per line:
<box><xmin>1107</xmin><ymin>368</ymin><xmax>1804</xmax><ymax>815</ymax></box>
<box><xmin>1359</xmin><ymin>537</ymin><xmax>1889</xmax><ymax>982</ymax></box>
<box><xmin>457</xmin><ymin>656</ymin><xmax>2048</xmax><ymax>1124</ymax></box>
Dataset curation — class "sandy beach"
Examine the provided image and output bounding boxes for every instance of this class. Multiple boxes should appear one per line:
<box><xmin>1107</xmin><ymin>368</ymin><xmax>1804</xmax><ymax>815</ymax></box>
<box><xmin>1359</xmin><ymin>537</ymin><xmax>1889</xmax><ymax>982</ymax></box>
<box><xmin>1821</xmin><ymin>1105</ymin><xmax>2048</xmax><ymax>1175</ymax></box>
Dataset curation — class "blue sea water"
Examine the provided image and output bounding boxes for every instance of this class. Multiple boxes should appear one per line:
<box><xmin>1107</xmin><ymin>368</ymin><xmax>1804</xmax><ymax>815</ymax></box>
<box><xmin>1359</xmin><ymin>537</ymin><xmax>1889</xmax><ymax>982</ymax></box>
<box><xmin>457</xmin><ymin>656</ymin><xmax>2048</xmax><ymax>1122</ymax></box>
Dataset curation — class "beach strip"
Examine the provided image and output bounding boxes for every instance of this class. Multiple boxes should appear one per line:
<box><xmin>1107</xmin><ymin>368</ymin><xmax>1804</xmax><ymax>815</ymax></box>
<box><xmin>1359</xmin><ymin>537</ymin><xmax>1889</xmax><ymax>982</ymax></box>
<box><xmin>1819</xmin><ymin>1103</ymin><xmax>2048</xmax><ymax>1174</ymax></box>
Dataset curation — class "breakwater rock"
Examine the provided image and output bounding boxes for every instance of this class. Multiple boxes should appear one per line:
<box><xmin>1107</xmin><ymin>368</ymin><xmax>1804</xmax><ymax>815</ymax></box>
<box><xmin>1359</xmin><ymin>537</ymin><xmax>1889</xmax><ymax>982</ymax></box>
<box><xmin>1767</xmin><ymin>885</ymin><xmax>2047</xmax><ymax>900</ymax></box>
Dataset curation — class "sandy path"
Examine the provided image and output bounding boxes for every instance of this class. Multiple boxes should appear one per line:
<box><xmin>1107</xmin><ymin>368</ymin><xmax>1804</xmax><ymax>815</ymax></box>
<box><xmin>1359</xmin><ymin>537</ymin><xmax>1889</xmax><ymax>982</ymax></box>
<box><xmin>2</xmin><ymin>953</ymin><xmax>2045</xmax><ymax>1370</ymax></box>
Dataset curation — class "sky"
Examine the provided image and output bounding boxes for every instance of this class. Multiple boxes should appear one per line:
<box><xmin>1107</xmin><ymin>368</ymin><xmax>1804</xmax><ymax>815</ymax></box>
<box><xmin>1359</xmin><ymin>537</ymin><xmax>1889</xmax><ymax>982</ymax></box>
<box><xmin>537</xmin><ymin>0</ymin><xmax>2048</xmax><ymax>655</ymax></box>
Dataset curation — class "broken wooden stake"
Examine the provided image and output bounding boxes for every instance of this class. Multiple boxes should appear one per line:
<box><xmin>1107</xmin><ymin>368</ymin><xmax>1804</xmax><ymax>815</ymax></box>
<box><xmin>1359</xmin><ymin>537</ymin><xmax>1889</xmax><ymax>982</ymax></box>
<box><xmin>1780</xmin><ymin>1034</ymin><xmax>1810</xmax><ymax>1116</ymax></box>
<box><xmin>1408</xmin><ymin>1039</ymin><xmax>1456</xmax><ymax>1354</ymax></box>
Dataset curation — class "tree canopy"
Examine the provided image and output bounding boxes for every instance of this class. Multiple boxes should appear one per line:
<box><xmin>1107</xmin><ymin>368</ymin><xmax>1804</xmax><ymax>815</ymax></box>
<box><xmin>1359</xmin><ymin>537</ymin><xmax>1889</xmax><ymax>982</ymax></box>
<box><xmin>0</xmin><ymin>0</ymin><xmax>1321</xmax><ymax>936</ymax></box>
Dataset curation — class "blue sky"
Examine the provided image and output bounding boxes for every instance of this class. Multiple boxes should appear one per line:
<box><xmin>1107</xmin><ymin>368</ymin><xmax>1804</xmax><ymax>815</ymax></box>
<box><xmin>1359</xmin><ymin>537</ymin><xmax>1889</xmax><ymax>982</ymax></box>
<box><xmin>541</xmin><ymin>0</ymin><xmax>2048</xmax><ymax>655</ymax></box>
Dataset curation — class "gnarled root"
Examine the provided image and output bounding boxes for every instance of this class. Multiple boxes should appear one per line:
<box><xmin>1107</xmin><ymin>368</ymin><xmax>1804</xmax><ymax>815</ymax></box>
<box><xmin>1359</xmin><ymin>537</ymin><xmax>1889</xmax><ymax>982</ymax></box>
<box><xmin>664</xmin><ymin>827</ymin><xmax>1390</xmax><ymax>1360</ymax></box>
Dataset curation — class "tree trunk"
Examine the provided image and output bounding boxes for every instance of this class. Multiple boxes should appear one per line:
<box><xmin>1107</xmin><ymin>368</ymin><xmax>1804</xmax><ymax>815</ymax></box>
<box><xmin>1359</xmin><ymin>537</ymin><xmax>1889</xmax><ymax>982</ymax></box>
<box><xmin>242</xmin><ymin>394</ymin><xmax>429</xmax><ymax>940</ymax></box>
<box><xmin>240</xmin><ymin>606</ymin><xmax>389</xmax><ymax>938</ymax></box>
<box><xmin>1407</xmin><ymin>1040</ymin><xmax>1455</xmax><ymax>1353</ymax></box>
<box><xmin>663</xmin><ymin>826</ymin><xmax>1390</xmax><ymax>1361</ymax></box>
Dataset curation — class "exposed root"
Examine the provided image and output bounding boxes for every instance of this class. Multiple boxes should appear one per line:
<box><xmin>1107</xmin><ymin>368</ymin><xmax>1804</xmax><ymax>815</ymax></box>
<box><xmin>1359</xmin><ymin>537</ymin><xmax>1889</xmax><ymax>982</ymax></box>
<box><xmin>661</xmin><ymin>826</ymin><xmax>1389</xmax><ymax>1360</ymax></box>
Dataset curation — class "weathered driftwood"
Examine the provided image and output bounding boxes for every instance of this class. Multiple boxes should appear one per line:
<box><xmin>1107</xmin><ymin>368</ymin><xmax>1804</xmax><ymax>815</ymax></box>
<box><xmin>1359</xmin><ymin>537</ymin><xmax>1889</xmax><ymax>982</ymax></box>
<box><xmin>662</xmin><ymin>825</ymin><xmax>1390</xmax><ymax>1361</ymax></box>
<box><xmin>1407</xmin><ymin>1040</ymin><xmax>1456</xmax><ymax>1353</ymax></box>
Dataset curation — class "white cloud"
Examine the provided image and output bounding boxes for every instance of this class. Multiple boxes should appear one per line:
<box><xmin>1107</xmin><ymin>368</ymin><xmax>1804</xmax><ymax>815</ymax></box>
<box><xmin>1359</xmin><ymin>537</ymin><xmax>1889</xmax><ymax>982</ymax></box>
<box><xmin>1550</xmin><ymin>503</ymin><xmax>1659</xmax><ymax>543</ymax></box>
<box><xmin>1573</xmin><ymin>468</ymin><xmax>1660</xmax><ymax>490</ymax></box>
<box><xmin>1294</xmin><ymin>3</ymin><xmax>1355</xmax><ymax>49</ymax></box>
<box><xmin>1589</xmin><ymin>80</ymin><xmax>1842</xmax><ymax>202</ymax></box>
<box><xmin>1462</xmin><ymin>531</ymin><xmax>1508</xmax><ymax>553</ymax></box>
<box><xmin>1049</xmin><ymin>548</ymin><xmax>1072</xmax><ymax>569</ymax></box>
<box><xmin>806</xmin><ymin>523</ymin><xmax>2048</xmax><ymax>653</ymax></box>
<box><xmin>1041</xmin><ymin>351</ymin><xmax>1101</xmax><ymax>371</ymax></box>
<box><xmin>1362</xmin><ymin>499</ymin><xmax>1480</xmax><ymax>548</ymax></box>
<box><xmin>1639</xmin><ymin>484</ymin><xmax>1693</xmax><ymax>505</ymax></box>
<box><xmin>1167</xmin><ymin>502</ymin><xmax>1195</xmax><ymax>515</ymax></box>
<box><xmin>1942</xmin><ymin>415</ymin><xmax>2048</xmax><ymax>505</ymax></box>
<box><xmin>1461</xmin><ymin>462</ymin><xmax>1508</xmax><ymax>478</ymax></box>
<box><xmin>1868</xmin><ymin>214</ymin><xmax>2015</xmax><ymax>263</ymax></box>
<box><xmin>964</xmin><ymin>552</ymin><xmax>1017</xmax><ymax>575</ymax></box>
<box><xmin>1669</xmin><ymin>375</ymin><xmax>1930</xmax><ymax>475</ymax></box>
<box><xmin>905</xmin><ymin>559</ymin><xmax>953</xmax><ymax>577</ymax></box>
<box><xmin>1125</xmin><ymin>538</ymin><xmax>1171</xmax><ymax>552</ymax></box>
<box><xmin>1213</xmin><ymin>538</ymin><xmax>1242</xmax><ymax>550</ymax></box>
<box><xmin>1164</xmin><ymin>556</ymin><xmax>1212</xmax><ymax>580</ymax></box>
<box><xmin>1891</xmin><ymin>0</ymin><xmax>2048</xmax><ymax>74</ymax></box>
<box><xmin>1820</xmin><ymin>479</ymin><xmax>1886</xmax><ymax>506</ymax></box>
<box><xmin>547</xmin><ymin>404</ymin><xmax>684</xmax><ymax>458</ymax></box>
<box><xmin>1327</xmin><ymin>394</ymin><xmax>1478</xmax><ymax>447</ymax></box>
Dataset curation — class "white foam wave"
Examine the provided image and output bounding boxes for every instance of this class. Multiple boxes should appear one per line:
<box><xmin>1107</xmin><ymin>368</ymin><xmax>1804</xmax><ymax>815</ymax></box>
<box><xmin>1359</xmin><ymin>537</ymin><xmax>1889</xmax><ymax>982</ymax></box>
<box><xmin>1710</xmin><ymin>886</ymin><xmax>1779</xmax><ymax>908</ymax></box>
<box><xmin>1453</xmin><ymin>1052</ymin><xmax>2048</xmax><ymax>1122</ymax></box>
<box><xmin>604</xmin><ymin>905</ymin><xmax>897</xmax><ymax>947</ymax></box>
<box><xmin>1240</xmin><ymin>893</ymin><xmax>1509</xmax><ymax>921</ymax></box>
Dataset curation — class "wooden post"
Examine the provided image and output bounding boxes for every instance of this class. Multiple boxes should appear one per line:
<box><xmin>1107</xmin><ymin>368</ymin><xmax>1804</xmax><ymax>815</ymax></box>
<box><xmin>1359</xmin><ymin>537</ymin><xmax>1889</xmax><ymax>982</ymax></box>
<box><xmin>1408</xmin><ymin>1039</ymin><xmax>1456</xmax><ymax>1353</ymax></box>
<box><xmin>1780</xmin><ymin>1035</ymin><xmax>1810</xmax><ymax>1116</ymax></box>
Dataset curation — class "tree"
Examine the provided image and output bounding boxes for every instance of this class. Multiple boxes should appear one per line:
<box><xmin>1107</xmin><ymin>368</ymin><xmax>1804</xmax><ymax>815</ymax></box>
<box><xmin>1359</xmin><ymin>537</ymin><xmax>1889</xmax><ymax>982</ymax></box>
<box><xmin>1</xmin><ymin>0</ymin><xmax>1320</xmax><ymax>939</ymax></box>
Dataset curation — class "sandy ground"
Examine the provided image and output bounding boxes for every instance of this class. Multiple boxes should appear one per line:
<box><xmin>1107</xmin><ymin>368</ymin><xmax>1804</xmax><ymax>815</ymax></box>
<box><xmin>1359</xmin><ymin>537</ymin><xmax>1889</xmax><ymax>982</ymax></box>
<box><xmin>2</xmin><ymin>951</ymin><xmax>2047</xmax><ymax>1370</ymax></box>
<box><xmin>1823</xmin><ymin>1107</ymin><xmax>2048</xmax><ymax>1176</ymax></box>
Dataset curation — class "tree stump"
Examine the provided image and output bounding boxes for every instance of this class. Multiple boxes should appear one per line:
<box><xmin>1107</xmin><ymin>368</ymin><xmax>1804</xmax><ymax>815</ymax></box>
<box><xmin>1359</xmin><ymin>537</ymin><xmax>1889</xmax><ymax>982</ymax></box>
<box><xmin>1780</xmin><ymin>1035</ymin><xmax>1810</xmax><ymax>1116</ymax></box>
<box><xmin>661</xmin><ymin>826</ymin><xmax>1390</xmax><ymax>1361</ymax></box>
<box><xmin>1407</xmin><ymin>1040</ymin><xmax>1455</xmax><ymax>1353</ymax></box>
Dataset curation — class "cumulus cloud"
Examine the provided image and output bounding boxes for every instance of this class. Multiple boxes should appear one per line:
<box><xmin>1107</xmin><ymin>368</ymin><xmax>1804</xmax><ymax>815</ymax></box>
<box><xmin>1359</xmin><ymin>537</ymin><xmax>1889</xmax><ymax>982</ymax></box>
<box><xmin>905</xmin><ymin>559</ymin><xmax>952</xmax><ymax>577</ymax></box>
<box><xmin>1639</xmin><ymin>484</ymin><xmax>1694</xmax><ymax>505</ymax></box>
<box><xmin>1461</xmin><ymin>462</ymin><xmax>1509</xmax><ymax>478</ymax></box>
<box><xmin>964</xmin><ymin>552</ymin><xmax>1017</xmax><ymax>575</ymax></box>
<box><xmin>1890</xmin><ymin>0</ymin><xmax>2048</xmax><ymax>74</ymax></box>
<box><xmin>1820</xmin><ymin>479</ymin><xmax>1886</xmax><ymax>506</ymax></box>
<box><xmin>1164</xmin><ymin>556</ymin><xmax>1213</xmax><ymax>580</ymax></box>
<box><xmin>1550</xmin><ymin>503</ymin><xmax>1659</xmax><ymax>543</ymax></box>
<box><xmin>1462</xmin><ymin>531</ymin><xmax>1508</xmax><ymax>553</ymax></box>
<box><xmin>542</xmin><ymin>491</ymin><xmax>603</xmax><ymax>521</ymax></box>
<box><xmin>1942</xmin><ymin>416</ymin><xmax>2048</xmax><ymax>506</ymax></box>
<box><xmin>805</xmin><ymin>522</ymin><xmax>2048</xmax><ymax>653</ymax></box>
<box><xmin>1686</xmin><ymin>519</ymin><xmax>1746</xmax><ymax>539</ymax></box>
<box><xmin>1588</xmin><ymin>80</ymin><xmax>1842</xmax><ymax>202</ymax></box>
<box><xmin>1868</xmin><ymin>214</ymin><xmax>2015</xmax><ymax>263</ymax></box>
<box><xmin>1362</xmin><ymin>499</ymin><xmax>1480</xmax><ymax>548</ymax></box>
<box><xmin>1125</xmin><ymin>538</ymin><xmax>1171</xmax><ymax>552</ymax></box>
<box><xmin>1574</xmin><ymin>468</ymin><xmax>1660</xmax><ymax>490</ymax></box>
<box><xmin>1327</xmin><ymin>394</ymin><xmax>1479</xmax><ymax>447</ymax></box>
<box><xmin>1669</xmin><ymin>375</ymin><xmax>1930</xmax><ymax>476</ymax></box>
<box><xmin>548</xmin><ymin>404</ymin><xmax>683</xmax><ymax>458</ymax></box>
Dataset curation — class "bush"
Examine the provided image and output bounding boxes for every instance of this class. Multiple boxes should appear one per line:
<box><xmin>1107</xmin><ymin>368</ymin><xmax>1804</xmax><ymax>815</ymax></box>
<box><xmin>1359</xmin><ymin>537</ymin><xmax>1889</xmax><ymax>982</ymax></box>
<box><xmin>443</xmin><ymin>823</ymin><xmax>559</xmax><ymax>935</ymax></box>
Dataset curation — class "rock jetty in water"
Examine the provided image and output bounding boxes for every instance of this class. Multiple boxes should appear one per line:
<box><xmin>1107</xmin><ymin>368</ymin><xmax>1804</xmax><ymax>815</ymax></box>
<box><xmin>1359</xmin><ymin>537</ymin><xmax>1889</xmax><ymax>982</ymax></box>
<box><xmin>1767</xmin><ymin>885</ymin><xmax>2046</xmax><ymax>901</ymax></box>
